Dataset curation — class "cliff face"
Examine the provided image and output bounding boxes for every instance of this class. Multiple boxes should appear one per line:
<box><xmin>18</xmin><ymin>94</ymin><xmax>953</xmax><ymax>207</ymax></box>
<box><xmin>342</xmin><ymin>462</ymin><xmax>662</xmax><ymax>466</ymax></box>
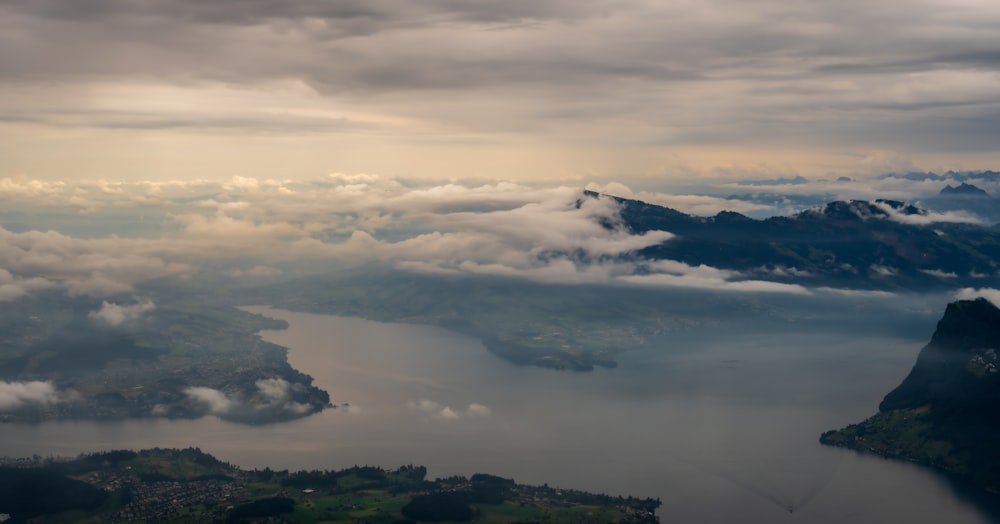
<box><xmin>880</xmin><ymin>298</ymin><xmax>1000</xmax><ymax>411</ymax></box>
<box><xmin>821</xmin><ymin>298</ymin><xmax>1000</xmax><ymax>490</ymax></box>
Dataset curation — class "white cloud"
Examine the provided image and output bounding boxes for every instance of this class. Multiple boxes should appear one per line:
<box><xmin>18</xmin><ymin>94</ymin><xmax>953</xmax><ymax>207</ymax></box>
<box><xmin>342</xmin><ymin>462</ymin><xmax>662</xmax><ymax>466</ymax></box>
<box><xmin>0</xmin><ymin>268</ymin><xmax>54</xmax><ymax>301</ymax></box>
<box><xmin>408</xmin><ymin>399</ymin><xmax>492</xmax><ymax>420</ymax></box>
<box><xmin>586</xmin><ymin>182</ymin><xmax>775</xmax><ymax>216</ymax></box>
<box><xmin>466</xmin><ymin>403</ymin><xmax>492</xmax><ymax>417</ymax></box>
<box><xmin>252</xmin><ymin>378</ymin><xmax>310</xmax><ymax>414</ymax></box>
<box><xmin>255</xmin><ymin>378</ymin><xmax>290</xmax><ymax>401</ymax></box>
<box><xmin>954</xmin><ymin>288</ymin><xmax>1000</xmax><ymax>308</ymax></box>
<box><xmin>437</xmin><ymin>406</ymin><xmax>461</xmax><ymax>420</ymax></box>
<box><xmin>872</xmin><ymin>201</ymin><xmax>985</xmax><ymax>225</ymax></box>
<box><xmin>183</xmin><ymin>387</ymin><xmax>235</xmax><ymax>415</ymax></box>
<box><xmin>869</xmin><ymin>265</ymin><xmax>897</xmax><ymax>277</ymax></box>
<box><xmin>89</xmin><ymin>299</ymin><xmax>156</xmax><ymax>326</ymax></box>
<box><xmin>920</xmin><ymin>269</ymin><xmax>958</xmax><ymax>279</ymax></box>
<box><xmin>616</xmin><ymin>260</ymin><xmax>812</xmax><ymax>295</ymax></box>
<box><xmin>815</xmin><ymin>287</ymin><xmax>897</xmax><ymax>299</ymax></box>
<box><xmin>0</xmin><ymin>227</ymin><xmax>192</xmax><ymax>297</ymax></box>
<box><xmin>0</xmin><ymin>381</ymin><xmax>62</xmax><ymax>410</ymax></box>
<box><xmin>180</xmin><ymin>380</ymin><xmax>313</xmax><ymax>417</ymax></box>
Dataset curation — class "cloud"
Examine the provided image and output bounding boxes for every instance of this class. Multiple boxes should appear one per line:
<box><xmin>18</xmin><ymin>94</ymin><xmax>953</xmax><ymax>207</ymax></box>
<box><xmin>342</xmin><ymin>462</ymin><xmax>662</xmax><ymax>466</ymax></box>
<box><xmin>6</xmin><ymin>175</ymin><xmax>992</xmax><ymax>297</ymax></box>
<box><xmin>371</xmin><ymin>191</ymin><xmax>674</xmax><ymax>282</ymax></box>
<box><xmin>184</xmin><ymin>387</ymin><xmax>235</xmax><ymax>415</ymax></box>
<box><xmin>954</xmin><ymin>288</ymin><xmax>1000</xmax><ymax>308</ymax></box>
<box><xmin>465</xmin><ymin>403</ymin><xmax>492</xmax><ymax>417</ymax></box>
<box><xmin>253</xmin><ymin>377</ymin><xmax>311</xmax><ymax>414</ymax></box>
<box><xmin>815</xmin><ymin>287</ymin><xmax>897</xmax><ymax>299</ymax></box>
<box><xmin>920</xmin><ymin>269</ymin><xmax>959</xmax><ymax>279</ymax></box>
<box><xmin>586</xmin><ymin>182</ymin><xmax>775</xmax><ymax>217</ymax></box>
<box><xmin>872</xmin><ymin>201</ymin><xmax>985</xmax><ymax>225</ymax></box>
<box><xmin>620</xmin><ymin>274</ymin><xmax>812</xmax><ymax>295</ymax></box>
<box><xmin>0</xmin><ymin>268</ymin><xmax>54</xmax><ymax>301</ymax></box>
<box><xmin>181</xmin><ymin>380</ymin><xmax>314</xmax><ymax>417</ymax></box>
<box><xmin>869</xmin><ymin>265</ymin><xmax>897</xmax><ymax>277</ymax></box>
<box><xmin>227</xmin><ymin>265</ymin><xmax>283</xmax><ymax>278</ymax></box>
<box><xmin>2</xmin><ymin>0</ymin><xmax>1000</xmax><ymax>182</ymax></box>
<box><xmin>0</xmin><ymin>380</ymin><xmax>62</xmax><ymax>410</ymax></box>
<box><xmin>89</xmin><ymin>299</ymin><xmax>156</xmax><ymax>326</ymax></box>
<box><xmin>616</xmin><ymin>259</ymin><xmax>812</xmax><ymax>295</ymax></box>
<box><xmin>255</xmin><ymin>378</ymin><xmax>290</xmax><ymax>400</ymax></box>
<box><xmin>408</xmin><ymin>399</ymin><xmax>492</xmax><ymax>420</ymax></box>
<box><xmin>0</xmin><ymin>226</ymin><xmax>192</xmax><ymax>297</ymax></box>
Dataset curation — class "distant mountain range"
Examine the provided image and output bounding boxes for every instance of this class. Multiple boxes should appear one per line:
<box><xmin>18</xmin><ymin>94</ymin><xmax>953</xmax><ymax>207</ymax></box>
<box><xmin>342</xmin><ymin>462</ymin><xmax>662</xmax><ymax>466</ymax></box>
<box><xmin>821</xmin><ymin>297</ymin><xmax>1000</xmax><ymax>491</ymax></box>
<box><xmin>591</xmin><ymin>191</ymin><xmax>1000</xmax><ymax>290</ymax></box>
<box><xmin>925</xmin><ymin>183</ymin><xmax>1000</xmax><ymax>224</ymax></box>
<box><xmin>878</xmin><ymin>170</ymin><xmax>1000</xmax><ymax>183</ymax></box>
<box><xmin>940</xmin><ymin>183</ymin><xmax>991</xmax><ymax>197</ymax></box>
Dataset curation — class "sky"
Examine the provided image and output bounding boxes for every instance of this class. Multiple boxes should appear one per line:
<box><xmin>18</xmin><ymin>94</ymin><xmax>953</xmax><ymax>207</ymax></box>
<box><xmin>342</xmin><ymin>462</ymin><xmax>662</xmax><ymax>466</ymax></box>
<box><xmin>3</xmin><ymin>0</ymin><xmax>1000</xmax><ymax>184</ymax></box>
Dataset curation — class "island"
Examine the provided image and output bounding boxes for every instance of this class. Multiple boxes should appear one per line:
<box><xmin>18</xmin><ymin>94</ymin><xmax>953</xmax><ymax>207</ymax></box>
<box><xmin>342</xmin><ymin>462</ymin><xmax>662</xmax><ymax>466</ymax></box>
<box><xmin>0</xmin><ymin>448</ymin><xmax>661</xmax><ymax>524</ymax></box>
<box><xmin>820</xmin><ymin>297</ymin><xmax>1000</xmax><ymax>492</ymax></box>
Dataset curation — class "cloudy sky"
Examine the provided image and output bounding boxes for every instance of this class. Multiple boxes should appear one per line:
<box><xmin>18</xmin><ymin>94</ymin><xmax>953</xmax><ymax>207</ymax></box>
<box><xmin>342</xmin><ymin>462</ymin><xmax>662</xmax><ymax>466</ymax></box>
<box><xmin>2</xmin><ymin>0</ymin><xmax>1000</xmax><ymax>183</ymax></box>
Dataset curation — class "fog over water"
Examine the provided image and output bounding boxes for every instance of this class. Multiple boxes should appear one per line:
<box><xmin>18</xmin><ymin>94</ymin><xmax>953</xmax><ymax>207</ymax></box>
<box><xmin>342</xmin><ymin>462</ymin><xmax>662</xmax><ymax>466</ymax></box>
<box><xmin>3</xmin><ymin>302</ymin><xmax>999</xmax><ymax>523</ymax></box>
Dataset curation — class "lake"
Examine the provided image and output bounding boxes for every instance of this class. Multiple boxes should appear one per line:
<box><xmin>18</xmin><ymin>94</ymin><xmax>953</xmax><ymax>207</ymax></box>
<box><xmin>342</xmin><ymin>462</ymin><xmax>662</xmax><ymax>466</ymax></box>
<box><xmin>3</xmin><ymin>304</ymin><xmax>999</xmax><ymax>523</ymax></box>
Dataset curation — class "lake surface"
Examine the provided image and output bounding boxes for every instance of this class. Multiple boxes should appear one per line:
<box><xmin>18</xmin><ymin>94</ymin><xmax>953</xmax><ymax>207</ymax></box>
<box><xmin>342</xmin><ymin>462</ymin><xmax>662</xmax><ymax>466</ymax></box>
<box><xmin>3</xmin><ymin>305</ymin><xmax>1000</xmax><ymax>523</ymax></box>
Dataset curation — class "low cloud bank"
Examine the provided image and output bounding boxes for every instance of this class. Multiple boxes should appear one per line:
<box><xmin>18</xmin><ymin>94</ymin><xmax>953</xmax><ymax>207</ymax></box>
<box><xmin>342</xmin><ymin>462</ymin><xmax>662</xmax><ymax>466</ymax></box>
<box><xmin>872</xmin><ymin>201</ymin><xmax>984</xmax><ymax>225</ymax></box>
<box><xmin>182</xmin><ymin>378</ymin><xmax>312</xmax><ymax>417</ymax></box>
<box><xmin>0</xmin><ymin>380</ymin><xmax>62</xmax><ymax>410</ymax></box>
<box><xmin>0</xmin><ymin>175</ymin><xmax>989</xmax><ymax>298</ymax></box>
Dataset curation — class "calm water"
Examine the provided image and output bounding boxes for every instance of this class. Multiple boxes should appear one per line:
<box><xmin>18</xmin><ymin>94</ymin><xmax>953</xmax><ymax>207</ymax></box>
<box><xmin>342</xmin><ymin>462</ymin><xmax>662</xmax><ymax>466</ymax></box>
<box><xmin>3</xmin><ymin>306</ymin><xmax>999</xmax><ymax>523</ymax></box>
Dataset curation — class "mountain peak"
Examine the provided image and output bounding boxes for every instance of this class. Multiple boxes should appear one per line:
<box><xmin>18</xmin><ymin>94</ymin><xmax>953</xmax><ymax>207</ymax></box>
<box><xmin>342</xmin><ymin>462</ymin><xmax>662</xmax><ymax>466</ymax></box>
<box><xmin>940</xmin><ymin>183</ymin><xmax>990</xmax><ymax>197</ymax></box>
<box><xmin>929</xmin><ymin>297</ymin><xmax>1000</xmax><ymax>350</ymax></box>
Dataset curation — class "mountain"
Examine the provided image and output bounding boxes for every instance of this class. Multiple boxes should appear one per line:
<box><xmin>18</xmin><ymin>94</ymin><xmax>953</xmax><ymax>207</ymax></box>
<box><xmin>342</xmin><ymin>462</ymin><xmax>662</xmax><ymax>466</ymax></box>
<box><xmin>924</xmin><ymin>183</ymin><xmax>1000</xmax><ymax>224</ymax></box>
<box><xmin>591</xmin><ymin>192</ymin><xmax>1000</xmax><ymax>290</ymax></box>
<box><xmin>940</xmin><ymin>183</ymin><xmax>991</xmax><ymax>197</ymax></box>
<box><xmin>820</xmin><ymin>298</ymin><xmax>1000</xmax><ymax>491</ymax></box>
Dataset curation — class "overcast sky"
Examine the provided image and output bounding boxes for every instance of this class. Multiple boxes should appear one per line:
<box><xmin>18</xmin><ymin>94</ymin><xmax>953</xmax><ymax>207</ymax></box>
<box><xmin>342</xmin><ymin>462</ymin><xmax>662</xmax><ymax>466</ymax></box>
<box><xmin>2</xmin><ymin>0</ymin><xmax>1000</xmax><ymax>183</ymax></box>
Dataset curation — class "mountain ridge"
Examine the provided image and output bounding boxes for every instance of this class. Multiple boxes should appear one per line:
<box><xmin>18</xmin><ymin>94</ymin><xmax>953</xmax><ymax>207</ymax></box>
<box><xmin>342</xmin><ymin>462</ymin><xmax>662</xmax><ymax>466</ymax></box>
<box><xmin>587</xmin><ymin>191</ymin><xmax>1000</xmax><ymax>290</ymax></box>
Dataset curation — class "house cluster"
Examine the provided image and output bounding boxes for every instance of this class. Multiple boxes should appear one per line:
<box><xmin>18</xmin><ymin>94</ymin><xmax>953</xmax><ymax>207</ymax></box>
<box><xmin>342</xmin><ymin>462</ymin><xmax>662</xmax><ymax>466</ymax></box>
<box><xmin>100</xmin><ymin>478</ymin><xmax>249</xmax><ymax>523</ymax></box>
